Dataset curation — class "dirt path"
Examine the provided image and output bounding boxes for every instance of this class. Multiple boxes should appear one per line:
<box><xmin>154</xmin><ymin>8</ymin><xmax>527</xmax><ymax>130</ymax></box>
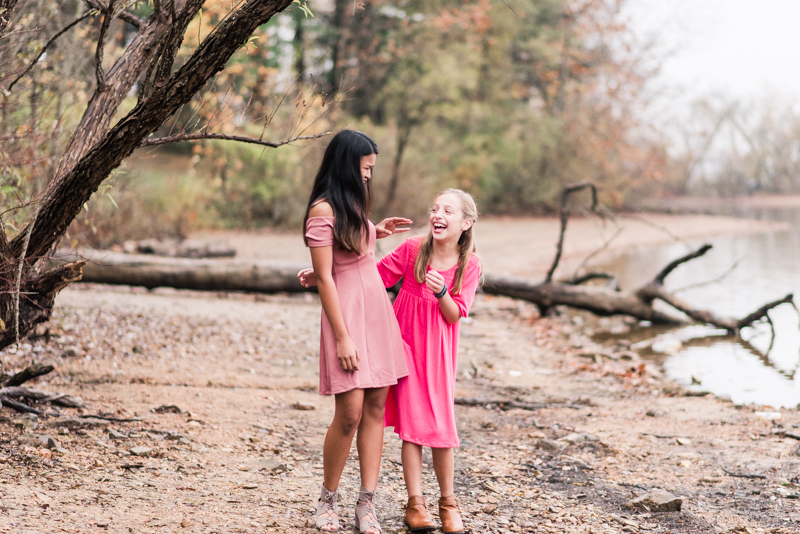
<box><xmin>1</xmin><ymin>283</ymin><xmax>798</xmax><ymax>534</ymax></box>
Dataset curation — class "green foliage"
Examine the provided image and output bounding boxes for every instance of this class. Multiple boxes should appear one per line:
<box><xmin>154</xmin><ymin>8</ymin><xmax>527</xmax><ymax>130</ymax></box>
<box><xmin>1</xmin><ymin>0</ymin><xmax>673</xmax><ymax>248</ymax></box>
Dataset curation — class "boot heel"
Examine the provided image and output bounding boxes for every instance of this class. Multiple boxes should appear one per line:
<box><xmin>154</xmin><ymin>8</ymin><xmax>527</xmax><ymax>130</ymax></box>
<box><xmin>438</xmin><ymin>496</ymin><xmax>464</xmax><ymax>534</ymax></box>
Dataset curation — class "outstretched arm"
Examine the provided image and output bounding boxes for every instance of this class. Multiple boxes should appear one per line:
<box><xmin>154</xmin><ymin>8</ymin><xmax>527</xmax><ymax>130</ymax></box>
<box><xmin>375</xmin><ymin>217</ymin><xmax>413</xmax><ymax>239</ymax></box>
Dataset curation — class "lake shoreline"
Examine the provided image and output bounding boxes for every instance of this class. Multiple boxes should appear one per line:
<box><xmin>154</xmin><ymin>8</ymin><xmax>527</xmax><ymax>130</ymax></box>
<box><xmin>192</xmin><ymin>210</ymin><xmax>787</xmax><ymax>280</ymax></box>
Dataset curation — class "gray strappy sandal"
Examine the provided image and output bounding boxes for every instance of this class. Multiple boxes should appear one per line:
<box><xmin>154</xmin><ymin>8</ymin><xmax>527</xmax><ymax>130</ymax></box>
<box><xmin>315</xmin><ymin>485</ymin><xmax>340</xmax><ymax>532</ymax></box>
<box><xmin>354</xmin><ymin>486</ymin><xmax>382</xmax><ymax>534</ymax></box>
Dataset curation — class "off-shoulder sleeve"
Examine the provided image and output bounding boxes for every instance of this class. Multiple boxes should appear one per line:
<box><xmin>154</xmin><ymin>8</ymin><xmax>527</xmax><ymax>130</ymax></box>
<box><xmin>377</xmin><ymin>238</ymin><xmax>410</xmax><ymax>288</ymax></box>
<box><xmin>451</xmin><ymin>255</ymin><xmax>482</xmax><ymax>318</ymax></box>
<box><xmin>305</xmin><ymin>217</ymin><xmax>334</xmax><ymax>247</ymax></box>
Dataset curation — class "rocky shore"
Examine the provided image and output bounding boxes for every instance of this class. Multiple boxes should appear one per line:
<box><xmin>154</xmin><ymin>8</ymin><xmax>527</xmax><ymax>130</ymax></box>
<box><xmin>0</xmin><ymin>283</ymin><xmax>798</xmax><ymax>534</ymax></box>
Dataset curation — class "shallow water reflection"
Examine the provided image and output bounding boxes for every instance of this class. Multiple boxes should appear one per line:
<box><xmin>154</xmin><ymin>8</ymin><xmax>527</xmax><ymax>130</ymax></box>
<box><xmin>599</xmin><ymin>205</ymin><xmax>800</xmax><ymax>408</ymax></box>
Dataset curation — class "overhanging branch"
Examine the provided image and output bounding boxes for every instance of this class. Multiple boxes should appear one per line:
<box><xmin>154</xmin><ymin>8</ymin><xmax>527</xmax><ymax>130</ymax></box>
<box><xmin>138</xmin><ymin>131</ymin><xmax>331</xmax><ymax>148</ymax></box>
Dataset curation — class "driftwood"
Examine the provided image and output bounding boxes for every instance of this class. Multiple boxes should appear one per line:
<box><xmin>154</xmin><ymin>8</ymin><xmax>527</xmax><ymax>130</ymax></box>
<box><xmin>128</xmin><ymin>239</ymin><xmax>236</xmax><ymax>258</ymax></box>
<box><xmin>50</xmin><ymin>182</ymin><xmax>796</xmax><ymax>335</ymax></box>
<box><xmin>0</xmin><ymin>363</ymin><xmax>84</xmax><ymax>414</ymax></box>
<box><xmin>54</xmin><ymin>249</ymin><xmax>307</xmax><ymax>293</ymax></box>
<box><xmin>0</xmin><ymin>387</ymin><xmax>84</xmax><ymax>408</ymax></box>
<box><xmin>1</xmin><ymin>363</ymin><xmax>54</xmax><ymax>387</ymax></box>
<box><xmin>483</xmin><ymin>182</ymin><xmax>797</xmax><ymax>334</ymax></box>
<box><xmin>454</xmin><ymin>397</ymin><xmax>588</xmax><ymax>411</ymax></box>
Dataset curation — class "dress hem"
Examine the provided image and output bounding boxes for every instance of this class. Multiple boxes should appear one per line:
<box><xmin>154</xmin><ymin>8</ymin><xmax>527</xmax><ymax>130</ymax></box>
<box><xmin>319</xmin><ymin>375</ymin><xmax>408</xmax><ymax>396</ymax></box>
<box><xmin>390</xmin><ymin>427</ymin><xmax>460</xmax><ymax>449</ymax></box>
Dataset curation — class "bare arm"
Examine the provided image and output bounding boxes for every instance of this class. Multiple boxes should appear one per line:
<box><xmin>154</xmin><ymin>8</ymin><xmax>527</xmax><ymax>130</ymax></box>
<box><xmin>425</xmin><ymin>270</ymin><xmax>461</xmax><ymax>324</ymax></box>
<box><xmin>308</xmin><ymin>204</ymin><xmax>359</xmax><ymax>371</ymax></box>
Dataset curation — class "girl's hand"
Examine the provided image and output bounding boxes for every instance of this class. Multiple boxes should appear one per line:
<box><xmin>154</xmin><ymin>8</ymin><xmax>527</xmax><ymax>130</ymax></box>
<box><xmin>336</xmin><ymin>336</ymin><xmax>360</xmax><ymax>372</ymax></box>
<box><xmin>375</xmin><ymin>217</ymin><xmax>413</xmax><ymax>239</ymax></box>
<box><xmin>425</xmin><ymin>270</ymin><xmax>446</xmax><ymax>296</ymax></box>
<box><xmin>297</xmin><ymin>268</ymin><xmax>317</xmax><ymax>287</ymax></box>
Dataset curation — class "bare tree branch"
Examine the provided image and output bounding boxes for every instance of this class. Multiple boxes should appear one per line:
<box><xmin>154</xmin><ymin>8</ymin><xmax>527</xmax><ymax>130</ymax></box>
<box><xmin>116</xmin><ymin>7</ymin><xmax>145</xmax><ymax>28</ymax></box>
<box><xmin>94</xmin><ymin>0</ymin><xmax>116</xmax><ymax>92</ymax></box>
<box><xmin>138</xmin><ymin>131</ymin><xmax>331</xmax><ymax>148</ymax></box>
<box><xmin>651</xmin><ymin>244</ymin><xmax>712</xmax><ymax>285</ymax></box>
<box><xmin>735</xmin><ymin>293</ymin><xmax>795</xmax><ymax>332</ymax></box>
<box><xmin>572</xmin><ymin>224</ymin><xmax>624</xmax><ymax>280</ymax></box>
<box><xmin>84</xmin><ymin>0</ymin><xmax>145</xmax><ymax>28</ymax></box>
<box><xmin>672</xmin><ymin>256</ymin><xmax>744</xmax><ymax>294</ymax></box>
<box><xmin>545</xmin><ymin>181</ymin><xmax>605</xmax><ymax>283</ymax></box>
<box><xmin>625</xmin><ymin>213</ymin><xmax>690</xmax><ymax>248</ymax></box>
<box><xmin>6</xmin><ymin>12</ymin><xmax>94</xmax><ymax>92</ymax></box>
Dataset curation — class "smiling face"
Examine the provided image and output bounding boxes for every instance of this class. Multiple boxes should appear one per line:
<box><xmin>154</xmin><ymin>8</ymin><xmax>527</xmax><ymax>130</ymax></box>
<box><xmin>429</xmin><ymin>192</ymin><xmax>473</xmax><ymax>242</ymax></box>
<box><xmin>360</xmin><ymin>153</ymin><xmax>376</xmax><ymax>183</ymax></box>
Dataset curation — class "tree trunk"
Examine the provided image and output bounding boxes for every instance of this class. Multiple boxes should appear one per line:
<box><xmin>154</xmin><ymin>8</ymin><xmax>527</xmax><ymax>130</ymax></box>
<box><xmin>383</xmin><ymin>113</ymin><xmax>414</xmax><ymax>214</ymax></box>
<box><xmin>0</xmin><ymin>0</ymin><xmax>295</xmax><ymax>351</ymax></box>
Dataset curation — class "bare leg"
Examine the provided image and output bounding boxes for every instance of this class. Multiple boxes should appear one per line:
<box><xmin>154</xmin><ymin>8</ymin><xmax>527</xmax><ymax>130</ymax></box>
<box><xmin>322</xmin><ymin>389</ymin><xmax>364</xmax><ymax>491</ymax></box>
<box><xmin>431</xmin><ymin>447</ymin><xmax>454</xmax><ymax>497</ymax></box>
<box><xmin>402</xmin><ymin>441</ymin><xmax>424</xmax><ymax>497</ymax></box>
<box><xmin>355</xmin><ymin>387</ymin><xmax>389</xmax><ymax>490</ymax></box>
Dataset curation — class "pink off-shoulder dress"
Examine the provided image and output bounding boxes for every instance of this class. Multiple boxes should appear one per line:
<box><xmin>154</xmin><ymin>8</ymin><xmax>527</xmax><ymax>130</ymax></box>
<box><xmin>378</xmin><ymin>237</ymin><xmax>481</xmax><ymax>448</ymax></box>
<box><xmin>305</xmin><ymin>217</ymin><xmax>409</xmax><ymax>395</ymax></box>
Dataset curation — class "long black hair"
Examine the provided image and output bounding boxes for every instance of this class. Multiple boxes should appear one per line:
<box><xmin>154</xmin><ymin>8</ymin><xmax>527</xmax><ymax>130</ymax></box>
<box><xmin>303</xmin><ymin>130</ymin><xmax>378</xmax><ymax>254</ymax></box>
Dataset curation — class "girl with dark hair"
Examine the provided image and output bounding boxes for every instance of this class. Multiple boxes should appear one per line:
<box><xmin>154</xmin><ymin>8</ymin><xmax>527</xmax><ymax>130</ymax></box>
<box><xmin>302</xmin><ymin>130</ymin><xmax>413</xmax><ymax>534</ymax></box>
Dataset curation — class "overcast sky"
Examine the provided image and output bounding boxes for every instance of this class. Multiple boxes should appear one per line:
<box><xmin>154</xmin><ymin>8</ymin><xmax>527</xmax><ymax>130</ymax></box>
<box><xmin>627</xmin><ymin>0</ymin><xmax>800</xmax><ymax>101</ymax></box>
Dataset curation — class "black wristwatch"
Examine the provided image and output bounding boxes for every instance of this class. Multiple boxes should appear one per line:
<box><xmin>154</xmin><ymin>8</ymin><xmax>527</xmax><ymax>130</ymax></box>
<box><xmin>434</xmin><ymin>284</ymin><xmax>448</xmax><ymax>299</ymax></box>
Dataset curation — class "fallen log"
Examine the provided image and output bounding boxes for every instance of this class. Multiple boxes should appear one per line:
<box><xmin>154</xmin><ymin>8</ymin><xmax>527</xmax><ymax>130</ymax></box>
<box><xmin>1</xmin><ymin>363</ymin><xmax>54</xmax><ymax>387</ymax></box>
<box><xmin>485</xmin><ymin>183</ymin><xmax>797</xmax><ymax>334</ymax></box>
<box><xmin>0</xmin><ymin>396</ymin><xmax>43</xmax><ymax>414</ymax></box>
<box><xmin>0</xmin><ymin>386</ymin><xmax>84</xmax><ymax>408</ymax></box>
<box><xmin>50</xmin><ymin>183</ymin><xmax>797</xmax><ymax>335</ymax></box>
<box><xmin>54</xmin><ymin>249</ymin><xmax>307</xmax><ymax>293</ymax></box>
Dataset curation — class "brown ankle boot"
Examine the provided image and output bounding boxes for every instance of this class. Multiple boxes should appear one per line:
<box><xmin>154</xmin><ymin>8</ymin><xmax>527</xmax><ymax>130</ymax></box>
<box><xmin>438</xmin><ymin>496</ymin><xmax>464</xmax><ymax>534</ymax></box>
<box><xmin>404</xmin><ymin>496</ymin><xmax>436</xmax><ymax>533</ymax></box>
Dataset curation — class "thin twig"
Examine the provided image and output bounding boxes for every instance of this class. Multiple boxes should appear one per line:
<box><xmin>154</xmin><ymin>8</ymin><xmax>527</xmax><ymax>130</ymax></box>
<box><xmin>14</xmin><ymin>202</ymin><xmax>40</xmax><ymax>347</ymax></box>
<box><xmin>499</xmin><ymin>0</ymin><xmax>517</xmax><ymax>15</ymax></box>
<box><xmin>139</xmin><ymin>131</ymin><xmax>331</xmax><ymax>148</ymax></box>
<box><xmin>625</xmin><ymin>213</ymin><xmax>690</xmax><ymax>249</ymax></box>
<box><xmin>572</xmin><ymin>225</ymin><xmax>624</xmax><ymax>280</ymax></box>
<box><xmin>7</xmin><ymin>12</ymin><xmax>94</xmax><ymax>91</ymax></box>
<box><xmin>672</xmin><ymin>256</ymin><xmax>744</xmax><ymax>293</ymax></box>
<box><xmin>721</xmin><ymin>467</ymin><xmax>766</xmax><ymax>479</ymax></box>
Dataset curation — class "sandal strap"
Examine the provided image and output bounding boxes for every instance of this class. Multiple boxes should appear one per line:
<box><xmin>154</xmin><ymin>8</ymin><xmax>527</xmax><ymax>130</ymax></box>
<box><xmin>316</xmin><ymin>487</ymin><xmax>340</xmax><ymax>531</ymax></box>
<box><xmin>355</xmin><ymin>497</ymin><xmax>382</xmax><ymax>533</ymax></box>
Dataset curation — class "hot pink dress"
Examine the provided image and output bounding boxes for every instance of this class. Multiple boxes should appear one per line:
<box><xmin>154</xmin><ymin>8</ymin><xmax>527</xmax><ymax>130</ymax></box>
<box><xmin>305</xmin><ymin>217</ymin><xmax>409</xmax><ymax>395</ymax></box>
<box><xmin>378</xmin><ymin>237</ymin><xmax>481</xmax><ymax>448</ymax></box>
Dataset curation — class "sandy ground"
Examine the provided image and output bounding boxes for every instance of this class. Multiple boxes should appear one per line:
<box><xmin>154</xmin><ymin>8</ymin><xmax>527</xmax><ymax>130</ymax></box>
<box><xmin>192</xmin><ymin>213</ymin><xmax>784</xmax><ymax>279</ymax></box>
<box><xmin>1</xmin><ymin>213</ymin><xmax>798</xmax><ymax>534</ymax></box>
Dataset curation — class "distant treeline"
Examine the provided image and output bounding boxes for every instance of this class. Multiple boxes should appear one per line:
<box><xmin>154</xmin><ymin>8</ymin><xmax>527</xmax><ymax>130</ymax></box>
<box><xmin>2</xmin><ymin>0</ymin><xmax>789</xmax><ymax>248</ymax></box>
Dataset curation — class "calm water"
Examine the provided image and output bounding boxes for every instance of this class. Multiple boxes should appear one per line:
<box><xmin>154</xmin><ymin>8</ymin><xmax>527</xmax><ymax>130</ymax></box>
<box><xmin>600</xmin><ymin>205</ymin><xmax>800</xmax><ymax>408</ymax></box>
